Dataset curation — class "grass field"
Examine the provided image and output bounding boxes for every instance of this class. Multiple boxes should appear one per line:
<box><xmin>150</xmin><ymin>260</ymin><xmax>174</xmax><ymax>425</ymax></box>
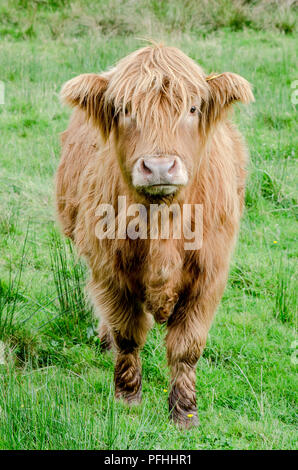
<box><xmin>0</xmin><ymin>0</ymin><xmax>297</xmax><ymax>450</ymax></box>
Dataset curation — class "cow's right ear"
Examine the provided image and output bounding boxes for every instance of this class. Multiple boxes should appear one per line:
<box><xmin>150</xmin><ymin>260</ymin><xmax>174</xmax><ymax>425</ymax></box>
<box><xmin>60</xmin><ymin>73</ymin><xmax>113</xmax><ymax>139</ymax></box>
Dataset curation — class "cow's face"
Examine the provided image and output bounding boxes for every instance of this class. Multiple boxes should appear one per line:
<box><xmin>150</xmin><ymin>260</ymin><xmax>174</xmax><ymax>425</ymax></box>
<box><xmin>61</xmin><ymin>46</ymin><xmax>253</xmax><ymax>199</ymax></box>
<box><xmin>114</xmin><ymin>100</ymin><xmax>203</xmax><ymax>197</ymax></box>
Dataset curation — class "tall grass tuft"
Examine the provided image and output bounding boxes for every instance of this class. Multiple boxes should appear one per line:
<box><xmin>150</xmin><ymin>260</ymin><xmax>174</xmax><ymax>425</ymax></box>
<box><xmin>274</xmin><ymin>257</ymin><xmax>296</xmax><ymax>324</ymax></box>
<box><xmin>48</xmin><ymin>231</ymin><xmax>94</xmax><ymax>343</ymax></box>
<box><xmin>0</xmin><ymin>226</ymin><xmax>28</xmax><ymax>340</ymax></box>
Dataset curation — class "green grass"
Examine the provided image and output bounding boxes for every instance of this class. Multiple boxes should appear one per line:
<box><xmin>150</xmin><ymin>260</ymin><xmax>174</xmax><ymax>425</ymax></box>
<box><xmin>0</xmin><ymin>0</ymin><xmax>297</xmax><ymax>450</ymax></box>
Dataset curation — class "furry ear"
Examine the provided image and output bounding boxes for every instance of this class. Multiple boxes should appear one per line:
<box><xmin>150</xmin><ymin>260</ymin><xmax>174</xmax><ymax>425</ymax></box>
<box><xmin>60</xmin><ymin>73</ymin><xmax>113</xmax><ymax>139</ymax></box>
<box><xmin>204</xmin><ymin>72</ymin><xmax>254</xmax><ymax>125</ymax></box>
<box><xmin>207</xmin><ymin>72</ymin><xmax>254</xmax><ymax>106</ymax></box>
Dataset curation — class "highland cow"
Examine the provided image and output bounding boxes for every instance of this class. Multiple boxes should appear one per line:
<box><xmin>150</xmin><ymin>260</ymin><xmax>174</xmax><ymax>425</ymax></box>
<box><xmin>56</xmin><ymin>44</ymin><xmax>254</xmax><ymax>428</ymax></box>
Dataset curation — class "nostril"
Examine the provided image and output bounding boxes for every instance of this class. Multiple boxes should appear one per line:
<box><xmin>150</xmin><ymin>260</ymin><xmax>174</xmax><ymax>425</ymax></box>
<box><xmin>168</xmin><ymin>159</ymin><xmax>177</xmax><ymax>175</ymax></box>
<box><xmin>141</xmin><ymin>159</ymin><xmax>153</xmax><ymax>175</ymax></box>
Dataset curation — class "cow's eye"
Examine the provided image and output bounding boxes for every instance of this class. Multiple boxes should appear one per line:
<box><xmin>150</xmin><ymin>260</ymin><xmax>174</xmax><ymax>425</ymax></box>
<box><xmin>190</xmin><ymin>106</ymin><xmax>197</xmax><ymax>114</ymax></box>
<box><xmin>120</xmin><ymin>105</ymin><xmax>131</xmax><ymax>116</ymax></box>
<box><xmin>124</xmin><ymin>104</ymin><xmax>132</xmax><ymax>116</ymax></box>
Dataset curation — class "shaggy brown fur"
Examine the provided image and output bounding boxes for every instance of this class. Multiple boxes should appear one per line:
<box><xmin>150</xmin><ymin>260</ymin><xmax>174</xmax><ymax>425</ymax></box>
<box><xmin>56</xmin><ymin>44</ymin><xmax>254</xmax><ymax>428</ymax></box>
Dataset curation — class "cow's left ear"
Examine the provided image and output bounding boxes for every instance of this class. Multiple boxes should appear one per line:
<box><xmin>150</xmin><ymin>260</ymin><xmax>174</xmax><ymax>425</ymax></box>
<box><xmin>206</xmin><ymin>72</ymin><xmax>254</xmax><ymax>118</ymax></box>
<box><xmin>60</xmin><ymin>73</ymin><xmax>113</xmax><ymax>139</ymax></box>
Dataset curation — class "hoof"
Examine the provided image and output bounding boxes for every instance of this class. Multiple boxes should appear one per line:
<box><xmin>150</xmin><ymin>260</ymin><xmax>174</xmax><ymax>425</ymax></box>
<box><xmin>114</xmin><ymin>355</ymin><xmax>142</xmax><ymax>406</ymax></box>
<box><xmin>169</xmin><ymin>385</ymin><xmax>199</xmax><ymax>429</ymax></box>
<box><xmin>115</xmin><ymin>387</ymin><xmax>142</xmax><ymax>405</ymax></box>
<box><xmin>170</xmin><ymin>408</ymin><xmax>199</xmax><ymax>429</ymax></box>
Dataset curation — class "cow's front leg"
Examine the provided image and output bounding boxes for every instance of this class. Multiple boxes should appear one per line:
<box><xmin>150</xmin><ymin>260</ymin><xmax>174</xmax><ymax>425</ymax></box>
<box><xmin>110</xmin><ymin>299</ymin><xmax>152</xmax><ymax>404</ymax></box>
<box><xmin>166</xmin><ymin>319</ymin><xmax>205</xmax><ymax>428</ymax></box>
<box><xmin>166</xmin><ymin>288</ymin><xmax>219</xmax><ymax>428</ymax></box>
<box><xmin>113</xmin><ymin>331</ymin><xmax>144</xmax><ymax>404</ymax></box>
<box><xmin>91</xmin><ymin>275</ymin><xmax>152</xmax><ymax>404</ymax></box>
